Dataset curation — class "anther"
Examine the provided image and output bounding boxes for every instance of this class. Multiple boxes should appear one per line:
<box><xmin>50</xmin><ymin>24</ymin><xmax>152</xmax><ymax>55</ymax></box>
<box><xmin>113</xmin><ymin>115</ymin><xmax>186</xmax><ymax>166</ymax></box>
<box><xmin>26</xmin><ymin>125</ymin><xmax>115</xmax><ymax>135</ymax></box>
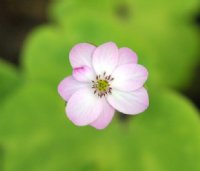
<box><xmin>92</xmin><ymin>73</ymin><xmax>114</xmax><ymax>98</ymax></box>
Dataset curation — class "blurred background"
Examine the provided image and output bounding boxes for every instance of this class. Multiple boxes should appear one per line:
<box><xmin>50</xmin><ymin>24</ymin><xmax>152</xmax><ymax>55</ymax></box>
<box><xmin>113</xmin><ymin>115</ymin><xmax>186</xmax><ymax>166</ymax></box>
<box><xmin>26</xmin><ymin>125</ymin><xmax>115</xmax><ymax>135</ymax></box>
<box><xmin>0</xmin><ymin>0</ymin><xmax>200</xmax><ymax>171</ymax></box>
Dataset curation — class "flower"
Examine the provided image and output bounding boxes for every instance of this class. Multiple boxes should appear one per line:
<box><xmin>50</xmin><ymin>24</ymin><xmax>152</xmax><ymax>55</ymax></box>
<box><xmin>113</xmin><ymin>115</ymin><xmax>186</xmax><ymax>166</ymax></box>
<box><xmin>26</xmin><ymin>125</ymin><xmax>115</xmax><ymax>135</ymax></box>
<box><xmin>58</xmin><ymin>42</ymin><xmax>149</xmax><ymax>129</ymax></box>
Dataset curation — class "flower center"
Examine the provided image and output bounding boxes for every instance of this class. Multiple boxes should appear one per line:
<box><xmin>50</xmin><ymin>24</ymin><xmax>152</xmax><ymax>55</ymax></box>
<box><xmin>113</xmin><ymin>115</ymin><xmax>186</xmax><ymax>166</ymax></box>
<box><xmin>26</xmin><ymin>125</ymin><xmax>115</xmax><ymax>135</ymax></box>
<box><xmin>96</xmin><ymin>80</ymin><xmax>109</xmax><ymax>91</ymax></box>
<box><xmin>92</xmin><ymin>72</ymin><xmax>114</xmax><ymax>98</ymax></box>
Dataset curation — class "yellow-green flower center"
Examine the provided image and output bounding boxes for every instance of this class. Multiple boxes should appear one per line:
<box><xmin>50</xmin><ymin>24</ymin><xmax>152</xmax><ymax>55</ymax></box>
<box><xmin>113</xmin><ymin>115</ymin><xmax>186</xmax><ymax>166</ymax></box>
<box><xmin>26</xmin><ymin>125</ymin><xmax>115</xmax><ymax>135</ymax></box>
<box><xmin>92</xmin><ymin>72</ymin><xmax>114</xmax><ymax>98</ymax></box>
<box><xmin>96</xmin><ymin>80</ymin><xmax>109</xmax><ymax>92</ymax></box>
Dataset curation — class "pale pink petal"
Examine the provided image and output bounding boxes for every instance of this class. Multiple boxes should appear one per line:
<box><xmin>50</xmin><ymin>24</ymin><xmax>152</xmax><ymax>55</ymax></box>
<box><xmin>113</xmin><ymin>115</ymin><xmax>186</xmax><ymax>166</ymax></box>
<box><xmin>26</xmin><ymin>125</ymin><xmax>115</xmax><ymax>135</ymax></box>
<box><xmin>111</xmin><ymin>64</ymin><xmax>148</xmax><ymax>91</ymax></box>
<box><xmin>107</xmin><ymin>87</ymin><xmax>149</xmax><ymax>115</ymax></box>
<box><xmin>90</xmin><ymin>99</ymin><xmax>115</xmax><ymax>129</ymax></box>
<box><xmin>92</xmin><ymin>42</ymin><xmax>118</xmax><ymax>75</ymax></box>
<box><xmin>58</xmin><ymin>76</ymin><xmax>88</xmax><ymax>101</ymax></box>
<box><xmin>69</xmin><ymin>43</ymin><xmax>96</xmax><ymax>68</ymax></box>
<box><xmin>66</xmin><ymin>88</ymin><xmax>105</xmax><ymax>126</ymax></box>
<box><xmin>118</xmin><ymin>47</ymin><xmax>138</xmax><ymax>65</ymax></box>
<box><xmin>73</xmin><ymin>66</ymin><xmax>95</xmax><ymax>82</ymax></box>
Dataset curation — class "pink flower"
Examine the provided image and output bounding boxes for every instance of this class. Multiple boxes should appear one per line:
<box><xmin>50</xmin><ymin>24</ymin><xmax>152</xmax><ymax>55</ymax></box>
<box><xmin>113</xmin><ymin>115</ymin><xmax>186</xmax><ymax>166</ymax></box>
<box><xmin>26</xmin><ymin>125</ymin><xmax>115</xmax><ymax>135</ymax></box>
<box><xmin>58</xmin><ymin>42</ymin><xmax>149</xmax><ymax>129</ymax></box>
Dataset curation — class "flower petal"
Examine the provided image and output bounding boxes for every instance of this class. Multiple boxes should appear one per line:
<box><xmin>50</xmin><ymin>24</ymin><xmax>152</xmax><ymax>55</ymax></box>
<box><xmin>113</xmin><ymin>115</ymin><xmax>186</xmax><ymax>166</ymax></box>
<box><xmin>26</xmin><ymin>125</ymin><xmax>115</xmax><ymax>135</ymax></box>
<box><xmin>58</xmin><ymin>76</ymin><xmax>88</xmax><ymax>101</ymax></box>
<box><xmin>107</xmin><ymin>87</ymin><xmax>149</xmax><ymax>115</ymax></box>
<box><xmin>69</xmin><ymin>43</ymin><xmax>96</xmax><ymax>68</ymax></box>
<box><xmin>92</xmin><ymin>42</ymin><xmax>118</xmax><ymax>75</ymax></box>
<box><xmin>111</xmin><ymin>64</ymin><xmax>148</xmax><ymax>91</ymax></box>
<box><xmin>118</xmin><ymin>47</ymin><xmax>138</xmax><ymax>65</ymax></box>
<box><xmin>66</xmin><ymin>88</ymin><xmax>105</xmax><ymax>126</ymax></box>
<box><xmin>90</xmin><ymin>99</ymin><xmax>115</xmax><ymax>129</ymax></box>
<box><xmin>73</xmin><ymin>66</ymin><xmax>95</xmax><ymax>82</ymax></box>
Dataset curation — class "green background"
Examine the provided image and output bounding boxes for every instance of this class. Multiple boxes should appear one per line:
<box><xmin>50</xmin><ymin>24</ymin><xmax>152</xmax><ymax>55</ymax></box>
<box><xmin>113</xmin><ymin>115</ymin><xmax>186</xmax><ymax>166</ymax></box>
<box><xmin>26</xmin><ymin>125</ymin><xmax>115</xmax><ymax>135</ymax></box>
<box><xmin>0</xmin><ymin>0</ymin><xmax>199</xmax><ymax>170</ymax></box>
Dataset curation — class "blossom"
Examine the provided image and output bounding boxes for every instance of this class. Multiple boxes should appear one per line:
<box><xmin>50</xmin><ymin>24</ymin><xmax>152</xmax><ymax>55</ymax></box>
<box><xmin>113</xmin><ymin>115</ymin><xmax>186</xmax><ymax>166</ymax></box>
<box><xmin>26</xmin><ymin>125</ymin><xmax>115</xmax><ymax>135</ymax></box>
<box><xmin>58</xmin><ymin>42</ymin><xmax>149</xmax><ymax>129</ymax></box>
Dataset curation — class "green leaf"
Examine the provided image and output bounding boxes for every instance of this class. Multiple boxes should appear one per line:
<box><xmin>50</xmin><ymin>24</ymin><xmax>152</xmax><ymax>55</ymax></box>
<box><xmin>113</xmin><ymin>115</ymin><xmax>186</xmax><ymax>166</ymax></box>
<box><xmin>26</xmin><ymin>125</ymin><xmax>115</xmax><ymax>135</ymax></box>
<box><xmin>0</xmin><ymin>59</ymin><xmax>20</xmax><ymax>102</ymax></box>
<box><xmin>45</xmin><ymin>0</ymin><xmax>199</xmax><ymax>88</ymax></box>
<box><xmin>0</xmin><ymin>82</ymin><xmax>199</xmax><ymax>171</ymax></box>
<box><xmin>22</xmin><ymin>26</ymin><xmax>72</xmax><ymax>88</ymax></box>
<box><xmin>111</xmin><ymin>88</ymin><xmax>200</xmax><ymax>171</ymax></box>
<box><xmin>0</xmin><ymin>82</ymin><xmax>105</xmax><ymax>171</ymax></box>
<box><xmin>0</xmin><ymin>145</ymin><xmax>4</xmax><ymax>171</ymax></box>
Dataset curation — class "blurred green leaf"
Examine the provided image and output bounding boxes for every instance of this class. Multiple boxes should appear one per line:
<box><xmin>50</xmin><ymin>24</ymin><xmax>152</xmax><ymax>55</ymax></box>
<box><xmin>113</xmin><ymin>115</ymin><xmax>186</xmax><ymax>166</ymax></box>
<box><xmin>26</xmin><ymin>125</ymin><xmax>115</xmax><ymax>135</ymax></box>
<box><xmin>0</xmin><ymin>82</ymin><xmax>106</xmax><ymax>171</ymax></box>
<box><xmin>111</xmin><ymin>88</ymin><xmax>200</xmax><ymax>171</ymax></box>
<box><xmin>45</xmin><ymin>0</ymin><xmax>199</xmax><ymax>88</ymax></box>
<box><xmin>0</xmin><ymin>59</ymin><xmax>20</xmax><ymax>102</ymax></box>
<box><xmin>22</xmin><ymin>26</ymin><xmax>72</xmax><ymax>88</ymax></box>
<box><xmin>0</xmin><ymin>145</ymin><xmax>4</xmax><ymax>171</ymax></box>
<box><xmin>0</xmin><ymin>82</ymin><xmax>199</xmax><ymax>171</ymax></box>
<box><xmin>21</xmin><ymin>17</ymin><xmax>122</xmax><ymax>88</ymax></box>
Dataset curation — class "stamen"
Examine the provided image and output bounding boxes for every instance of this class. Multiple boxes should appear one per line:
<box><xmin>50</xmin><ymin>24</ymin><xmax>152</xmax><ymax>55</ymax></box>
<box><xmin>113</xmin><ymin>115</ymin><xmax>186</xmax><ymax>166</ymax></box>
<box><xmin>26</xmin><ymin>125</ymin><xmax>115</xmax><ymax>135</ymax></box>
<box><xmin>92</xmin><ymin>72</ymin><xmax>114</xmax><ymax>98</ymax></box>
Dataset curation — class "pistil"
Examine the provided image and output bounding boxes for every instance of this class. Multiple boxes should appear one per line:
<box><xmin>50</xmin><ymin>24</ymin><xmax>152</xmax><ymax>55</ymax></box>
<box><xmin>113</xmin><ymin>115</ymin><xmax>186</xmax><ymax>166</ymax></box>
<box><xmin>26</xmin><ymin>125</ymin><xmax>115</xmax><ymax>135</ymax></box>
<box><xmin>92</xmin><ymin>71</ymin><xmax>114</xmax><ymax>97</ymax></box>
